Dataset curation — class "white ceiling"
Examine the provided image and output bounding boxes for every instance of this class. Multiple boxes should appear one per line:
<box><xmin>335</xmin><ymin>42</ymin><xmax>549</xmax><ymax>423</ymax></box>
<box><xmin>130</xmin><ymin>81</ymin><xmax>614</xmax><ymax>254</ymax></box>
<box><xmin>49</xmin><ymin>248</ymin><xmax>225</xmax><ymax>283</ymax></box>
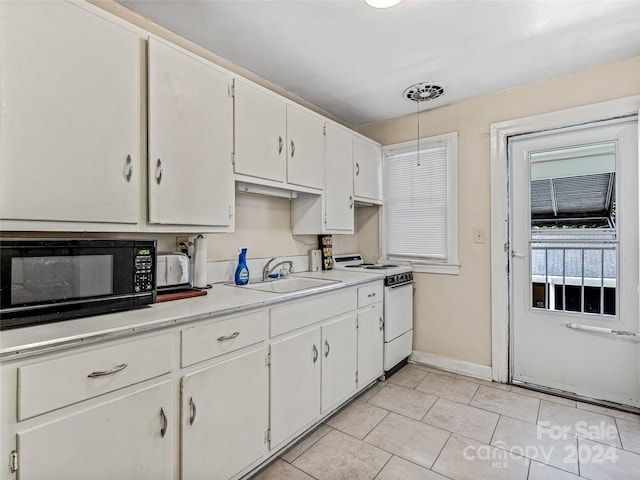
<box><xmin>118</xmin><ymin>0</ymin><xmax>640</xmax><ymax>127</ymax></box>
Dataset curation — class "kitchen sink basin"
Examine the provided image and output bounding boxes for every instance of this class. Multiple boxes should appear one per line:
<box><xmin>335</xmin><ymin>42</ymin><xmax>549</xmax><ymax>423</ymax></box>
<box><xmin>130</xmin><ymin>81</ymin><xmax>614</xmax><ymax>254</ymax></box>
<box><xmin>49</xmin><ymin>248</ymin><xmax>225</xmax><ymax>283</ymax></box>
<box><xmin>231</xmin><ymin>276</ymin><xmax>340</xmax><ymax>294</ymax></box>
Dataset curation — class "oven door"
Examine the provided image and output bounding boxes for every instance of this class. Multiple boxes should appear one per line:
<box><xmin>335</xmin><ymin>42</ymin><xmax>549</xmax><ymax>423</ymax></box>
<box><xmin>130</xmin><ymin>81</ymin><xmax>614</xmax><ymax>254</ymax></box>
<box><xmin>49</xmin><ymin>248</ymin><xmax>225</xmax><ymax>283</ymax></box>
<box><xmin>383</xmin><ymin>282</ymin><xmax>413</xmax><ymax>341</ymax></box>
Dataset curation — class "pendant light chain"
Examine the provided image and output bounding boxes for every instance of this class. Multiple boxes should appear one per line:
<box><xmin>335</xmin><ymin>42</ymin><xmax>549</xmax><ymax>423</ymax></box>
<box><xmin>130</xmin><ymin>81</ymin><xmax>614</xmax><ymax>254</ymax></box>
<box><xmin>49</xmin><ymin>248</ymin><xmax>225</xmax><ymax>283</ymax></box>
<box><xmin>416</xmin><ymin>99</ymin><xmax>421</xmax><ymax>166</ymax></box>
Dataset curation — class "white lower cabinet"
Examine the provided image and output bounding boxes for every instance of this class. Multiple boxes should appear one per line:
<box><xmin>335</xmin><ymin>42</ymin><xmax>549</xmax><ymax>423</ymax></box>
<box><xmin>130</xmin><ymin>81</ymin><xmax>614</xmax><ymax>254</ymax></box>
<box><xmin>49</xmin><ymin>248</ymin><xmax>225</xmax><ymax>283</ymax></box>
<box><xmin>17</xmin><ymin>380</ymin><xmax>173</xmax><ymax>480</ymax></box>
<box><xmin>269</xmin><ymin>328</ymin><xmax>321</xmax><ymax>449</ymax></box>
<box><xmin>181</xmin><ymin>346</ymin><xmax>268</xmax><ymax>480</ymax></box>
<box><xmin>1</xmin><ymin>285</ymin><xmax>383</xmax><ymax>479</ymax></box>
<box><xmin>357</xmin><ymin>304</ymin><xmax>384</xmax><ymax>388</ymax></box>
<box><xmin>321</xmin><ymin>313</ymin><xmax>357</xmax><ymax>413</ymax></box>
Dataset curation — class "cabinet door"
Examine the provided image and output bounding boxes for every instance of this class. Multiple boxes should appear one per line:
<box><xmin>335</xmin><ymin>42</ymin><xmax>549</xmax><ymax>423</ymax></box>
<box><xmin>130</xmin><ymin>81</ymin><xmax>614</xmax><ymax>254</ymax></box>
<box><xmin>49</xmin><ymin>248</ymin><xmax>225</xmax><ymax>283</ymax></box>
<box><xmin>234</xmin><ymin>80</ymin><xmax>286</xmax><ymax>182</ymax></box>
<box><xmin>148</xmin><ymin>38</ymin><xmax>234</xmax><ymax>227</ymax></box>
<box><xmin>324</xmin><ymin>124</ymin><xmax>354</xmax><ymax>232</ymax></box>
<box><xmin>0</xmin><ymin>1</ymin><xmax>141</xmax><ymax>225</ymax></box>
<box><xmin>357</xmin><ymin>305</ymin><xmax>384</xmax><ymax>387</ymax></box>
<box><xmin>321</xmin><ymin>313</ymin><xmax>357</xmax><ymax>413</ymax></box>
<box><xmin>17</xmin><ymin>381</ymin><xmax>173</xmax><ymax>480</ymax></box>
<box><xmin>353</xmin><ymin>136</ymin><xmax>383</xmax><ymax>203</ymax></box>
<box><xmin>286</xmin><ymin>105</ymin><xmax>324</xmax><ymax>190</ymax></box>
<box><xmin>182</xmin><ymin>347</ymin><xmax>268</xmax><ymax>480</ymax></box>
<box><xmin>270</xmin><ymin>328</ymin><xmax>321</xmax><ymax>448</ymax></box>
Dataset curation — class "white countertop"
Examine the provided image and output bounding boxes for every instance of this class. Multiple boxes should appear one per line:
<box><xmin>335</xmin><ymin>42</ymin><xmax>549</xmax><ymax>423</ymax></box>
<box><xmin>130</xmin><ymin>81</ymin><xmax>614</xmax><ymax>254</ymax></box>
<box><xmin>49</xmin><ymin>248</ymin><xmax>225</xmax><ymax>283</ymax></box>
<box><xmin>1</xmin><ymin>270</ymin><xmax>383</xmax><ymax>359</ymax></box>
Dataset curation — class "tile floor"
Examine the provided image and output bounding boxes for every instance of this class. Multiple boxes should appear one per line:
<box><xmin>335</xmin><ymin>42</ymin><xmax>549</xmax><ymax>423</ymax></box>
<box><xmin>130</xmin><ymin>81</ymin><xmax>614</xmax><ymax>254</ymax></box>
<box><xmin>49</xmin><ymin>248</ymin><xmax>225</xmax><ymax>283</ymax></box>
<box><xmin>251</xmin><ymin>363</ymin><xmax>640</xmax><ymax>480</ymax></box>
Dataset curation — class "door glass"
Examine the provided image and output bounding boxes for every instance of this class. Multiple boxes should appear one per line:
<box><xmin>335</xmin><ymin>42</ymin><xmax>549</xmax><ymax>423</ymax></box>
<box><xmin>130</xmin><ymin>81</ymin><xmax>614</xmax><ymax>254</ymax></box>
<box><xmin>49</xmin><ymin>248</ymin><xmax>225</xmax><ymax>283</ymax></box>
<box><xmin>529</xmin><ymin>142</ymin><xmax>617</xmax><ymax>317</ymax></box>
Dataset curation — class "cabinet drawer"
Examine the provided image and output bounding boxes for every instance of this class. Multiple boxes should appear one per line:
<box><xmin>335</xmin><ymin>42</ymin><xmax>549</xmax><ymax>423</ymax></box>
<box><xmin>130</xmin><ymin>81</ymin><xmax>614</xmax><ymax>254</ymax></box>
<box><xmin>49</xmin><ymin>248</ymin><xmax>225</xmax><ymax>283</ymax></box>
<box><xmin>18</xmin><ymin>334</ymin><xmax>172</xmax><ymax>420</ymax></box>
<box><xmin>270</xmin><ymin>289</ymin><xmax>356</xmax><ymax>337</ymax></box>
<box><xmin>181</xmin><ymin>309</ymin><xmax>267</xmax><ymax>367</ymax></box>
<box><xmin>358</xmin><ymin>282</ymin><xmax>384</xmax><ymax>308</ymax></box>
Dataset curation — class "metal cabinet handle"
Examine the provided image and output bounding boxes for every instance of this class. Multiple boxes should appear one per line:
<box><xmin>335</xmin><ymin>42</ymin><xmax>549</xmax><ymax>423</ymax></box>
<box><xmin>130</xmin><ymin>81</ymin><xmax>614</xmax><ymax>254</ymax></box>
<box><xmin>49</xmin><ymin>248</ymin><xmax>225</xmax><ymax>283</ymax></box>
<box><xmin>367</xmin><ymin>292</ymin><xmax>376</xmax><ymax>298</ymax></box>
<box><xmin>155</xmin><ymin>158</ymin><xmax>163</xmax><ymax>185</ymax></box>
<box><xmin>189</xmin><ymin>397</ymin><xmax>197</xmax><ymax>425</ymax></box>
<box><xmin>291</xmin><ymin>140</ymin><xmax>295</xmax><ymax>158</ymax></box>
<box><xmin>87</xmin><ymin>363</ymin><xmax>127</xmax><ymax>378</ymax></box>
<box><xmin>125</xmin><ymin>155</ymin><xmax>133</xmax><ymax>182</ymax></box>
<box><xmin>356</xmin><ymin>162</ymin><xmax>360</xmax><ymax>176</ymax></box>
<box><xmin>379</xmin><ymin>317</ymin><xmax>384</xmax><ymax>331</ymax></box>
<box><xmin>160</xmin><ymin>407</ymin><xmax>168</xmax><ymax>437</ymax></box>
<box><xmin>312</xmin><ymin>344</ymin><xmax>319</xmax><ymax>363</ymax></box>
<box><xmin>217</xmin><ymin>331</ymin><xmax>240</xmax><ymax>342</ymax></box>
<box><xmin>349</xmin><ymin>195</ymin><xmax>353</xmax><ymax>210</ymax></box>
<box><xmin>324</xmin><ymin>339</ymin><xmax>330</xmax><ymax>358</ymax></box>
<box><xmin>278</xmin><ymin>136</ymin><xmax>283</xmax><ymax>155</ymax></box>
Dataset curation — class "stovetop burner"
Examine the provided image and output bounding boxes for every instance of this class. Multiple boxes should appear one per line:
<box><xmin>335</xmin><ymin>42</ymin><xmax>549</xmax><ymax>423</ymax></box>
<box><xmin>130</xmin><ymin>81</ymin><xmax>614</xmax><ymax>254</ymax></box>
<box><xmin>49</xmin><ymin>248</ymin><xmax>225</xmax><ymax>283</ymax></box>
<box><xmin>364</xmin><ymin>264</ymin><xmax>399</xmax><ymax>270</ymax></box>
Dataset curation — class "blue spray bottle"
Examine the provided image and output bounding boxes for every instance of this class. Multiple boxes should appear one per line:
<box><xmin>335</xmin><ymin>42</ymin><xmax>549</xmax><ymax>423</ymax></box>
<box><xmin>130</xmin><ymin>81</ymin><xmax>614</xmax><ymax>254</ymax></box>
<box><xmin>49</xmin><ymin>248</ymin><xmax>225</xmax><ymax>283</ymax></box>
<box><xmin>235</xmin><ymin>248</ymin><xmax>249</xmax><ymax>285</ymax></box>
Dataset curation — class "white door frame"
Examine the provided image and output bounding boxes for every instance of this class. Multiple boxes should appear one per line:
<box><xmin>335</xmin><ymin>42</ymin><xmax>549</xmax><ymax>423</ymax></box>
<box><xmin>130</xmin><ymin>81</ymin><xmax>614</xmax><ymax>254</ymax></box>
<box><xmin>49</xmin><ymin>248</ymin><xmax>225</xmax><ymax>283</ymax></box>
<box><xmin>489</xmin><ymin>95</ymin><xmax>640</xmax><ymax>383</ymax></box>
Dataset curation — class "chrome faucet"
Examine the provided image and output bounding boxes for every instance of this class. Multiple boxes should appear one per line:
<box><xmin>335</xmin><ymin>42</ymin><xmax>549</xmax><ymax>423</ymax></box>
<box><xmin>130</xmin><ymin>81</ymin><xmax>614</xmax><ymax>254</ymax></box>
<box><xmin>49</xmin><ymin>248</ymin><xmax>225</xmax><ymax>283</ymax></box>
<box><xmin>263</xmin><ymin>257</ymin><xmax>293</xmax><ymax>281</ymax></box>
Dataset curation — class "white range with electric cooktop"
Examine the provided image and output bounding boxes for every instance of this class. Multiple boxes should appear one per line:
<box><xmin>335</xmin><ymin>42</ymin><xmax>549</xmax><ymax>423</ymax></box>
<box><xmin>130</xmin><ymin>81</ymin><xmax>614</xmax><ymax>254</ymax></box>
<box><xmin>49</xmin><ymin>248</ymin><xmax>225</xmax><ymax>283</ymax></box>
<box><xmin>333</xmin><ymin>254</ymin><xmax>413</xmax><ymax>375</ymax></box>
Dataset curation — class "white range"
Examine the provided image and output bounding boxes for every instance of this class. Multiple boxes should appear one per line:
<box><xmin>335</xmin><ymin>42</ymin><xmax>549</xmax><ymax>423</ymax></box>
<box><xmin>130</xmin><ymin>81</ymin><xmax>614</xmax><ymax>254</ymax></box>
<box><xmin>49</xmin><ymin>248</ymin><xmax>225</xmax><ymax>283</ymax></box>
<box><xmin>333</xmin><ymin>254</ymin><xmax>413</xmax><ymax>375</ymax></box>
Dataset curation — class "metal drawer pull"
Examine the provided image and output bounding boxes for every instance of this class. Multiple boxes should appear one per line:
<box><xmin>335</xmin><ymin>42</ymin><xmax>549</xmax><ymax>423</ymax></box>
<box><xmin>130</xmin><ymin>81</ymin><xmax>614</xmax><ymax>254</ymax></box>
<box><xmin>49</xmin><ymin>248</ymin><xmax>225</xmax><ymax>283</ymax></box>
<box><xmin>124</xmin><ymin>154</ymin><xmax>133</xmax><ymax>182</ymax></box>
<box><xmin>312</xmin><ymin>344</ymin><xmax>319</xmax><ymax>363</ymax></box>
<box><xmin>160</xmin><ymin>407</ymin><xmax>168</xmax><ymax>437</ymax></box>
<box><xmin>324</xmin><ymin>339</ymin><xmax>330</xmax><ymax>358</ymax></box>
<box><xmin>367</xmin><ymin>292</ymin><xmax>376</xmax><ymax>298</ymax></box>
<box><xmin>189</xmin><ymin>397</ymin><xmax>197</xmax><ymax>425</ymax></box>
<box><xmin>217</xmin><ymin>331</ymin><xmax>240</xmax><ymax>342</ymax></box>
<box><xmin>87</xmin><ymin>363</ymin><xmax>127</xmax><ymax>378</ymax></box>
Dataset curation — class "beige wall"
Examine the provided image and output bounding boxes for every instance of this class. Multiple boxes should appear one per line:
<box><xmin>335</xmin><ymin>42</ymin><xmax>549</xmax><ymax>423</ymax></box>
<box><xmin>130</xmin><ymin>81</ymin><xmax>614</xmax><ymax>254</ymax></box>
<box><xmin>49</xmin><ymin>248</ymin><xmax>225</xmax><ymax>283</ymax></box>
<box><xmin>358</xmin><ymin>56</ymin><xmax>640</xmax><ymax>367</ymax></box>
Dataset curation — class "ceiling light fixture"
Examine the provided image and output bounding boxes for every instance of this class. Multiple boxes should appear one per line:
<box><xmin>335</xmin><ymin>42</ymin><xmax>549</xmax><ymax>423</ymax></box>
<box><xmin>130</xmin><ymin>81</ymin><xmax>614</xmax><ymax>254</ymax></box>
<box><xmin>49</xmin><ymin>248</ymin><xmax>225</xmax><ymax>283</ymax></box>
<box><xmin>364</xmin><ymin>0</ymin><xmax>403</xmax><ymax>9</ymax></box>
<box><xmin>403</xmin><ymin>82</ymin><xmax>446</xmax><ymax>166</ymax></box>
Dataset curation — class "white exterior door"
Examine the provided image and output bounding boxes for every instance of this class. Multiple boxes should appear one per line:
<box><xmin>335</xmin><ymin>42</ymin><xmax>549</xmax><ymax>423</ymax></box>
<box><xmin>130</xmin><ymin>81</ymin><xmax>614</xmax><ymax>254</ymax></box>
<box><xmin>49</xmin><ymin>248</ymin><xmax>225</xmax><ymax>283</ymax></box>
<box><xmin>510</xmin><ymin>119</ymin><xmax>639</xmax><ymax>408</ymax></box>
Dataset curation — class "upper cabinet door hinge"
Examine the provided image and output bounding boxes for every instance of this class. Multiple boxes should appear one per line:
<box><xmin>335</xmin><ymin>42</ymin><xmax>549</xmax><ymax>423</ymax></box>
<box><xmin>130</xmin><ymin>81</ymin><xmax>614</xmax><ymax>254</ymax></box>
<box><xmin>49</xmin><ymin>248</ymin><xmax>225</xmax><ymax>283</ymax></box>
<box><xmin>231</xmin><ymin>152</ymin><xmax>235</xmax><ymax>165</ymax></box>
<box><xmin>10</xmin><ymin>450</ymin><xmax>17</xmax><ymax>474</ymax></box>
<box><xmin>228</xmin><ymin>82</ymin><xmax>235</xmax><ymax>98</ymax></box>
<box><xmin>265</xmin><ymin>352</ymin><xmax>271</xmax><ymax>367</ymax></box>
<box><xmin>323</xmin><ymin>125</ymin><xmax>327</xmax><ymax>136</ymax></box>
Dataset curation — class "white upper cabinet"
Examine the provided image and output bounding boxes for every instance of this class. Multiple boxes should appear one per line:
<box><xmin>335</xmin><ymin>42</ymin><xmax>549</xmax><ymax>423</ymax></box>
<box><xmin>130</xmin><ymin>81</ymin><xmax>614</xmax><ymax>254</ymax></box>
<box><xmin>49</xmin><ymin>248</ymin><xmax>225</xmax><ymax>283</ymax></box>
<box><xmin>0</xmin><ymin>1</ymin><xmax>142</xmax><ymax>227</ymax></box>
<box><xmin>233</xmin><ymin>79</ymin><xmax>287</xmax><ymax>183</ymax></box>
<box><xmin>324</xmin><ymin>123</ymin><xmax>355</xmax><ymax>232</ymax></box>
<box><xmin>353</xmin><ymin>135</ymin><xmax>383</xmax><ymax>204</ymax></box>
<box><xmin>286</xmin><ymin>104</ymin><xmax>324</xmax><ymax>190</ymax></box>
<box><xmin>147</xmin><ymin>38</ymin><xmax>234</xmax><ymax>228</ymax></box>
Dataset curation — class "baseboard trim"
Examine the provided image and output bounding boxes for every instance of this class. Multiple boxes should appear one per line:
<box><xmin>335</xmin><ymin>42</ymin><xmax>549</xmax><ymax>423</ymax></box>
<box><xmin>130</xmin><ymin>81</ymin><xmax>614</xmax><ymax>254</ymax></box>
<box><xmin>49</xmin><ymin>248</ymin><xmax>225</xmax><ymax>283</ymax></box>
<box><xmin>410</xmin><ymin>351</ymin><xmax>493</xmax><ymax>382</ymax></box>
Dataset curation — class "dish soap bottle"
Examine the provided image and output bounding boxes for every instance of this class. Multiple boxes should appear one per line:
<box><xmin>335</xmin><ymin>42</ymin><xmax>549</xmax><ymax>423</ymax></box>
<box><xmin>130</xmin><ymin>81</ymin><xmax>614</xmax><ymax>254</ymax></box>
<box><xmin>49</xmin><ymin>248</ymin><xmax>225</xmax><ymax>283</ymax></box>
<box><xmin>235</xmin><ymin>248</ymin><xmax>249</xmax><ymax>285</ymax></box>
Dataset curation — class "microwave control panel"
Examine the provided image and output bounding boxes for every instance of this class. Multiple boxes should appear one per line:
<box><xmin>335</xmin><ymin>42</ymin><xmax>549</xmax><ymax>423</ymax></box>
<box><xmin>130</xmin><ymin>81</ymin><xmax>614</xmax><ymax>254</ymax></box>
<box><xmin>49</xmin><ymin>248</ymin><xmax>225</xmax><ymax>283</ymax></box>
<box><xmin>134</xmin><ymin>253</ymin><xmax>154</xmax><ymax>293</ymax></box>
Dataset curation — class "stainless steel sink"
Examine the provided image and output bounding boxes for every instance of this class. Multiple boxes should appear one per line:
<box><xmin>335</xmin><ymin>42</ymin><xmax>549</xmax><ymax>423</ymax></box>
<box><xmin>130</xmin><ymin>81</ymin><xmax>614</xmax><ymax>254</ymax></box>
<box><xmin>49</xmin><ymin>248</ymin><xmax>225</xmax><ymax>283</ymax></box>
<box><xmin>230</xmin><ymin>276</ymin><xmax>340</xmax><ymax>294</ymax></box>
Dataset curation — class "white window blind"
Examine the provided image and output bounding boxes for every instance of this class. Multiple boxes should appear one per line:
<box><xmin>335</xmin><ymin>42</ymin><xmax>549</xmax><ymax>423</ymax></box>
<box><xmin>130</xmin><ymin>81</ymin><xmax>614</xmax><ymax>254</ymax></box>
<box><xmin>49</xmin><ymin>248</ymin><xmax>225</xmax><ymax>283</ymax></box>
<box><xmin>386</xmin><ymin>144</ymin><xmax>449</xmax><ymax>260</ymax></box>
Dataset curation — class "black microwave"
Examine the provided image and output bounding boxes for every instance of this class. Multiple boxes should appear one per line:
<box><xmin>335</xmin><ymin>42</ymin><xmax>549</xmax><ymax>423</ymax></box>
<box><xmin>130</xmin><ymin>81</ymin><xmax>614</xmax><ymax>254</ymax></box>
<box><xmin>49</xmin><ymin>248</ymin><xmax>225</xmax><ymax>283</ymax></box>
<box><xmin>0</xmin><ymin>239</ymin><xmax>157</xmax><ymax>330</ymax></box>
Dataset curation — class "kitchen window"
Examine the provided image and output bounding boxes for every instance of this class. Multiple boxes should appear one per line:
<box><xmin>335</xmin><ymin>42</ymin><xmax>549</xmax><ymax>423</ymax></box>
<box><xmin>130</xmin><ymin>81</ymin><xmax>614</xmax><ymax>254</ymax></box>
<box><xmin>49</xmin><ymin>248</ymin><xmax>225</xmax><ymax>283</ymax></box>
<box><xmin>382</xmin><ymin>132</ymin><xmax>459</xmax><ymax>274</ymax></box>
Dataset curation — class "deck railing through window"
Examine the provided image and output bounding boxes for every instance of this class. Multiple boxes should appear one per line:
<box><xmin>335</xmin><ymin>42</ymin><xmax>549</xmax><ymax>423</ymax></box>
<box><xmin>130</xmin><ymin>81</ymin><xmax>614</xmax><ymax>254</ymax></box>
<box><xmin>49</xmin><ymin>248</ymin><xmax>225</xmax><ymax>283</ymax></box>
<box><xmin>530</xmin><ymin>232</ymin><xmax>617</xmax><ymax>316</ymax></box>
